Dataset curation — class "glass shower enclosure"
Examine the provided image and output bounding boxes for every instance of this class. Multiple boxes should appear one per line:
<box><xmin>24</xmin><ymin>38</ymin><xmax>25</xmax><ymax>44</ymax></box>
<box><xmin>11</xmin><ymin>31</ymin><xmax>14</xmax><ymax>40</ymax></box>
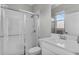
<box><xmin>0</xmin><ymin>5</ymin><xmax>38</xmax><ymax>55</ymax></box>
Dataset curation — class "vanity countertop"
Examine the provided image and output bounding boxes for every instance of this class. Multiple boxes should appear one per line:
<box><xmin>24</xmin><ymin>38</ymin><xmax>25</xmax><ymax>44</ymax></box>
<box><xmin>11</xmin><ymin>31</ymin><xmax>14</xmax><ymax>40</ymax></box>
<box><xmin>39</xmin><ymin>34</ymin><xmax>79</xmax><ymax>55</ymax></box>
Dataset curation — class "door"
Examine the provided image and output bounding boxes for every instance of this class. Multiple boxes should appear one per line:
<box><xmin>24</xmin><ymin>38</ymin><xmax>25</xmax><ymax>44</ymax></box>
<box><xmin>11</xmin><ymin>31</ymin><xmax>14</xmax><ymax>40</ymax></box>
<box><xmin>3</xmin><ymin>9</ymin><xmax>24</xmax><ymax>55</ymax></box>
<box><xmin>24</xmin><ymin>14</ymin><xmax>37</xmax><ymax>54</ymax></box>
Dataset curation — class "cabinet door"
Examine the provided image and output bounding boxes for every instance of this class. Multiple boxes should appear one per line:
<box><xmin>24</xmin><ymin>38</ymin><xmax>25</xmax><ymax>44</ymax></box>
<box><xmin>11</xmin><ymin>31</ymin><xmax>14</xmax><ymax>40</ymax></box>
<box><xmin>3</xmin><ymin>9</ymin><xmax>24</xmax><ymax>55</ymax></box>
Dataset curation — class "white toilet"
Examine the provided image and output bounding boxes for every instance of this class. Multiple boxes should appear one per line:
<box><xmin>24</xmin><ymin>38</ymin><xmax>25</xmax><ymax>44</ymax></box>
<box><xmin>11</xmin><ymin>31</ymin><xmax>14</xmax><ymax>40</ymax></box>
<box><xmin>28</xmin><ymin>47</ymin><xmax>41</xmax><ymax>55</ymax></box>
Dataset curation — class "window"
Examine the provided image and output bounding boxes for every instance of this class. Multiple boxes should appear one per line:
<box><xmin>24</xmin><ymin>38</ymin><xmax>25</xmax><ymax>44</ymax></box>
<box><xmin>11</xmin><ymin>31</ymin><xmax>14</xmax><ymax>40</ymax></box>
<box><xmin>55</xmin><ymin>11</ymin><xmax>65</xmax><ymax>34</ymax></box>
<box><xmin>55</xmin><ymin>11</ymin><xmax>64</xmax><ymax>28</ymax></box>
<box><xmin>55</xmin><ymin>11</ymin><xmax>64</xmax><ymax>21</ymax></box>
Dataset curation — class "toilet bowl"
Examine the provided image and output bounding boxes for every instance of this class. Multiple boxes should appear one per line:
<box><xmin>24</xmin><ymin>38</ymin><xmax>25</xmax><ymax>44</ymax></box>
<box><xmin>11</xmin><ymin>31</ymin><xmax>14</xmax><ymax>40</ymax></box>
<box><xmin>28</xmin><ymin>47</ymin><xmax>41</xmax><ymax>55</ymax></box>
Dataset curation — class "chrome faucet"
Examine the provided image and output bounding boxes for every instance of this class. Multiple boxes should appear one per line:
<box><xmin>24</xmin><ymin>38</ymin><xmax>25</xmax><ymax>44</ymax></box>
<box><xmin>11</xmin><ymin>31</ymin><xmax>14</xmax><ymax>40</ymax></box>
<box><xmin>59</xmin><ymin>34</ymin><xmax>66</xmax><ymax>40</ymax></box>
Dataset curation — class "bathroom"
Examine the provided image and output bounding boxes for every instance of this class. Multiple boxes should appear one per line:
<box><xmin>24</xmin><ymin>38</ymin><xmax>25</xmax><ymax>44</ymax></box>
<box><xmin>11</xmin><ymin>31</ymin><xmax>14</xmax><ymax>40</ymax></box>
<box><xmin>0</xmin><ymin>4</ymin><xmax>79</xmax><ymax>55</ymax></box>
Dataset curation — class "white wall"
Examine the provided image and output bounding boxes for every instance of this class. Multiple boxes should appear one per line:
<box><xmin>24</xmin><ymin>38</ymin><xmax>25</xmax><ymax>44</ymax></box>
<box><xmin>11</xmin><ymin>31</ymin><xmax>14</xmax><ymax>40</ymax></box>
<box><xmin>51</xmin><ymin>21</ymin><xmax>55</xmax><ymax>33</ymax></box>
<box><xmin>32</xmin><ymin>4</ymin><xmax>51</xmax><ymax>38</ymax></box>
<box><xmin>51</xmin><ymin>4</ymin><xmax>79</xmax><ymax>17</ymax></box>
<box><xmin>65</xmin><ymin>12</ymin><xmax>79</xmax><ymax>36</ymax></box>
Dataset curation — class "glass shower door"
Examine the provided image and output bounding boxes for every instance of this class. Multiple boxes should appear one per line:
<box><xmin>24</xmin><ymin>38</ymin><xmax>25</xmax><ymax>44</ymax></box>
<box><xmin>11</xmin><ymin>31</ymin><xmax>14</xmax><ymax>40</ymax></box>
<box><xmin>3</xmin><ymin>9</ymin><xmax>24</xmax><ymax>55</ymax></box>
<box><xmin>1</xmin><ymin>7</ymin><xmax>38</xmax><ymax>55</ymax></box>
<box><xmin>0</xmin><ymin>7</ymin><xmax>3</xmax><ymax>55</ymax></box>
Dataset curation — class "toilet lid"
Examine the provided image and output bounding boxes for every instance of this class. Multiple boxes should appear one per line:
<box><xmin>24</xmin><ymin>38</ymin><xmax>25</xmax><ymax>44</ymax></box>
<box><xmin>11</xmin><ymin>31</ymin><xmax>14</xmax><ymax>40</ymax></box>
<box><xmin>29</xmin><ymin>47</ymin><xmax>41</xmax><ymax>53</ymax></box>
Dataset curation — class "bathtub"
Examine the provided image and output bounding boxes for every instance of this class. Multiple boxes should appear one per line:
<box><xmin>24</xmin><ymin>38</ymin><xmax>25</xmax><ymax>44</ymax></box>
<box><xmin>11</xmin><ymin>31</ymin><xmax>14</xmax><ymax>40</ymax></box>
<box><xmin>39</xmin><ymin>34</ymin><xmax>79</xmax><ymax>55</ymax></box>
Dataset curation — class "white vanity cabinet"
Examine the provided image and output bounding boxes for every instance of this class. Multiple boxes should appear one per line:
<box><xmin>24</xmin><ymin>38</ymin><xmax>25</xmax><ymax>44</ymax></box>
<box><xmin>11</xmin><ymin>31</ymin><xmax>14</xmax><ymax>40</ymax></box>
<box><xmin>39</xmin><ymin>33</ymin><xmax>79</xmax><ymax>55</ymax></box>
<box><xmin>40</xmin><ymin>40</ymin><xmax>74</xmax><ymax>55</ymax></box>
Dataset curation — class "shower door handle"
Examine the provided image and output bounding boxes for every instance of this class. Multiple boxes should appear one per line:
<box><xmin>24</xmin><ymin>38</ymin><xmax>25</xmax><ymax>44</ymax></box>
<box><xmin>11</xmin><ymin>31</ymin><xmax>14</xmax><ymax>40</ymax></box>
<box><xmin>32</xmin><ymin>30</ymin><xmax>36</xmax><ymax>33</ymax></box>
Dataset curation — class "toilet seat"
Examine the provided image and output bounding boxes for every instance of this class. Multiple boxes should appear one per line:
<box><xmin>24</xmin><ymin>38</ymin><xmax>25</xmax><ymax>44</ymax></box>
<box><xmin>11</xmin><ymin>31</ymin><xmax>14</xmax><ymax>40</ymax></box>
<box><xmin>28</xmin><ymin>47</ymin><xmax>41</xmax><ymax>55</ymax></box>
